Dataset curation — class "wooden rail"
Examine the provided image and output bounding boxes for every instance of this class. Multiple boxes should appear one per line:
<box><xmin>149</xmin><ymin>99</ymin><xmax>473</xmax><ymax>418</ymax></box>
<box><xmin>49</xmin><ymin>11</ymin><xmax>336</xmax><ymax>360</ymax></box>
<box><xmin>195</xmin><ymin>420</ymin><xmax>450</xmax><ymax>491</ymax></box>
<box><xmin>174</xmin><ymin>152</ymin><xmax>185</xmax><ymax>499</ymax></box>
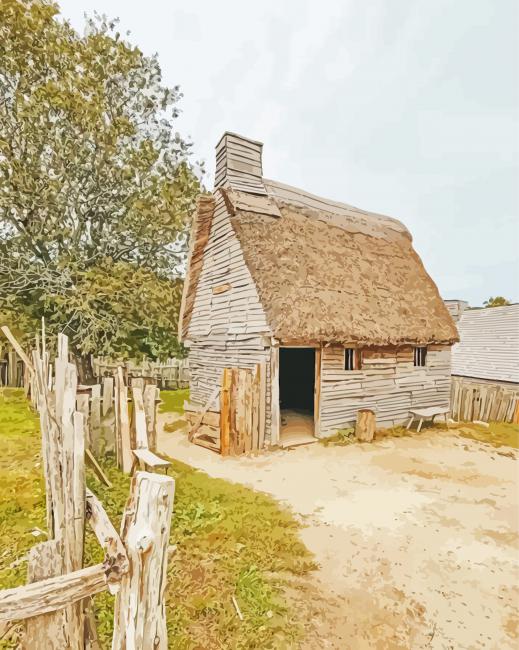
<box><xmin>0</xmin><ymin>564</ymin><xmax>108</xmax><ymax>622</ymax></box>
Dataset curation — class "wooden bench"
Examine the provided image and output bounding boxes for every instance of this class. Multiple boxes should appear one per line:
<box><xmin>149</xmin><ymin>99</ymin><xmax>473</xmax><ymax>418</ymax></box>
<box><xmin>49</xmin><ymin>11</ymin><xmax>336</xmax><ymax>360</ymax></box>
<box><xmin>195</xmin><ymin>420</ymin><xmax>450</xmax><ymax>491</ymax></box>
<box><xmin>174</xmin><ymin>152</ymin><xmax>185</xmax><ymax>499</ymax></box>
<box><xmin>131</xmin><ymin>385</ymin><xmax>171</xmax><ymax>474</ymax></box>
<box><xmin>406</xmin><ymin>407</ymin><xmax>449</xmax><ymax>432</ymax></box>
<box><xmin>132</xmin><ymin>448</ymin><xmax>170</xmax><ymax>473</ymax></box>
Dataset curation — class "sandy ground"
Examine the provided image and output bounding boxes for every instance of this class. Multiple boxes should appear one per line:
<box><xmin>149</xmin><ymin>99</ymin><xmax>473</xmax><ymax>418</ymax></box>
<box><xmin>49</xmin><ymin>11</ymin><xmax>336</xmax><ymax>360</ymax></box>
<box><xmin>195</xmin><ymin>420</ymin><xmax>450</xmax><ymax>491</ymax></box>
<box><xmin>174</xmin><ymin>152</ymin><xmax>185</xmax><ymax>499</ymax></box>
<box><xmin>158</xmin><ymin>415</ymin><xmax>519</xmax><ymax>650</ymax></box>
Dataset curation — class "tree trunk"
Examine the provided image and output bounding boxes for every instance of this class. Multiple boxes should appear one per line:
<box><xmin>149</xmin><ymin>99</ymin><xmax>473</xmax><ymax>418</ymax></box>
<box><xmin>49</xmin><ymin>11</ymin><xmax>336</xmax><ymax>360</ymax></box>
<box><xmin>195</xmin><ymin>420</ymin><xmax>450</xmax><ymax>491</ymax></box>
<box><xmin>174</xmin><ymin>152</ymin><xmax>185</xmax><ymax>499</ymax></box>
<box><xmin>75</xmin><ymin>354</ymin><xmax>95</xmax><ymax>385</ymax></box>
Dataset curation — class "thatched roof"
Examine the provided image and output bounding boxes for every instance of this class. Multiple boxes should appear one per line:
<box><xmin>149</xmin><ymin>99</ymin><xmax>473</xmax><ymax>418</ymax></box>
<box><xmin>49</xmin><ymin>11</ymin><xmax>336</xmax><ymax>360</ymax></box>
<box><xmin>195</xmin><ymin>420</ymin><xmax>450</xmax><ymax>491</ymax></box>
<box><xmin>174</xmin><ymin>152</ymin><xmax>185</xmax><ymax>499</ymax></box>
<box><xmin>223</xmin><ymin>179</ymin><xmax>458</xmax><ymax>345</ymax></box>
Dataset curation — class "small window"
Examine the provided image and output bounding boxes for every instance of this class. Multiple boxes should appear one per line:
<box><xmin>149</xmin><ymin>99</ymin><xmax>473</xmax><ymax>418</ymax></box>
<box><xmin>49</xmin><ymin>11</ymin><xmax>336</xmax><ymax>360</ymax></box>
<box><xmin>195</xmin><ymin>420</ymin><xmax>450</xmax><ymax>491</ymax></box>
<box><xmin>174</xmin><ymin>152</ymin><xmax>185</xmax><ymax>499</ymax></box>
<box><xmin>414</xmin><ymin>346</ymin><xmax>427</xmax><ymax>367</ymax></box>
<box><xmin>344</xmin><ymin>348</ymin><xmax>360</xmax><ymax>371</ymax></box>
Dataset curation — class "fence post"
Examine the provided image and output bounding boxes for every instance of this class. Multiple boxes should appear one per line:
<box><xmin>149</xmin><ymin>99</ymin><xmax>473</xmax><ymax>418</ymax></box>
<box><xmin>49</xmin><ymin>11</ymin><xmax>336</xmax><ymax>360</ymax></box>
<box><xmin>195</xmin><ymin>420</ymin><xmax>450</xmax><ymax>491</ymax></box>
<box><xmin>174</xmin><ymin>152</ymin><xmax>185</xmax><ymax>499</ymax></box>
<box><xmin>143</xmin><ymin>384</ymin><xmax>157</xmax><ymax>451</ymax></box>
<box><xmin>99</xmin><ymin>377</ymin><xmax>114</xmax><ymax>455</ymax></box>
<box><xmin>115</xmin><ymin>368</ymin><xmax>132</xmax><ymax>474</ymax></box>
<box><xmin>220</xmin><ymin>369</ymin><xmax>231</xmax><ymax>456</ymax></box>
<box><xmin>112</xmin><ymin>472</ymin><xmax>175</xmax><ymax>650</ymax></box>
<box><xmin>23</xmin><ymin>540</ymin><xmax>68</xmax><ymax>649</ymax></box>
<box><xmin>90</xmin><ymin>384</ymin><xmax>101</xmax><ymax>454</ymax></box>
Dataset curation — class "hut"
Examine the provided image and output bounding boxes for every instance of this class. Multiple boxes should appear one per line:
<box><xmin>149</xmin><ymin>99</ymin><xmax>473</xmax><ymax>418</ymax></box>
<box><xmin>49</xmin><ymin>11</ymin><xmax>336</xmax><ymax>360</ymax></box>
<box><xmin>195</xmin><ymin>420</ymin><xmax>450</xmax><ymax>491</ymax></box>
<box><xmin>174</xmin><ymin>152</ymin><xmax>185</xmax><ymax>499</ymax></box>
<box><xmin>446</xmin><ymin>301</ymin><xmax>519</xmax><ymax>422</ymax></box>
<box><xmin>179</xmin><ymin>132</ymin><xmax>459</xmax><ymax>450</ymax></box>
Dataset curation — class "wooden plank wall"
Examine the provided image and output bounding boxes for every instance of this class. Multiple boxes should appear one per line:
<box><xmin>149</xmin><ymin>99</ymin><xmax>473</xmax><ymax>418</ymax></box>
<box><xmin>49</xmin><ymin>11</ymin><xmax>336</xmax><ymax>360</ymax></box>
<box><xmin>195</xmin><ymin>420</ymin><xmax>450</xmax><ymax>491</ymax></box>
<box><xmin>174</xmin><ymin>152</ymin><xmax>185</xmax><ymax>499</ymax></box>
<box><xmin>186</xmin><ymin>193</ymin><xmax>272</xmax><ymax>439</ymax></box>
<box><xmin>319</xmin><ymin>345</ymin><xmax>452</xmax><ymax>435</ymax></box>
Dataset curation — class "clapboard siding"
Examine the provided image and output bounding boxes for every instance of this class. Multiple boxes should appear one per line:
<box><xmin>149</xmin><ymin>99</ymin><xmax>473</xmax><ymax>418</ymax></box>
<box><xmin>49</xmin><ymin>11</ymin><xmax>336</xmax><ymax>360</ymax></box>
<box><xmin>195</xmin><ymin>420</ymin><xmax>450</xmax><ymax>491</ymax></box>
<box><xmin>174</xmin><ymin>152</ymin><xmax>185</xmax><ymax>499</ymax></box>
<box><xmin>452</xmin><ymin>304</ymin><xmax>519</xmax><ymax>384</ymax></box>
<box><xmin>186</xmin><ymin>193</ymin><xmax>272</xmax><ymax>438</ymax></box>
<box><xmin>319</xmin><ymin>345</ymin><xmax>451</xmax><ymax>435</ymax></box>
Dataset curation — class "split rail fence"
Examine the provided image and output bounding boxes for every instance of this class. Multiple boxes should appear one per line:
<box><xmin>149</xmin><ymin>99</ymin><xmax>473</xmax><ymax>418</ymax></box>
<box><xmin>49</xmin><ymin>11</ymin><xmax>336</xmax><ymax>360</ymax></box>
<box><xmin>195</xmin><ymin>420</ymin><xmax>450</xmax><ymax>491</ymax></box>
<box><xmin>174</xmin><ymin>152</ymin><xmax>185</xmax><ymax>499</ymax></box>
<box><xmin>0</xmin><ymin>324</ymin><xmax>175</xmax><ymax>649</ymax></box>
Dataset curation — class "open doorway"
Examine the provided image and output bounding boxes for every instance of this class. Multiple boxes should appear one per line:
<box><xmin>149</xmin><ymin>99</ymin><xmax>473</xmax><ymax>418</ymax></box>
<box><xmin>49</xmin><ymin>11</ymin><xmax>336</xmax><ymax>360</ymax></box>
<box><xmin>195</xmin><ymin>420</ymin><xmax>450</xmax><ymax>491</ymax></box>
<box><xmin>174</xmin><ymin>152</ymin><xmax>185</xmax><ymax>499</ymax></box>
<box><xmin>279</xmin><ymin>347</ymin><xmax>316</xmax><ymax>447</ymax></box>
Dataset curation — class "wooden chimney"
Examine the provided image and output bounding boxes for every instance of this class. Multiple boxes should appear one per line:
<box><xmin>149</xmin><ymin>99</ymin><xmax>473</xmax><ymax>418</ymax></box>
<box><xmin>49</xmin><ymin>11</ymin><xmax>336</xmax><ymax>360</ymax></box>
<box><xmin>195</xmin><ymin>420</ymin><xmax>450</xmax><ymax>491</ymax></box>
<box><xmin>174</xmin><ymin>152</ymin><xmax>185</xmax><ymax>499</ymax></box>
<box><xmin>214</xmin><ymin>132</ymin><xmax>267</xmax><ymax>196</ymax></box>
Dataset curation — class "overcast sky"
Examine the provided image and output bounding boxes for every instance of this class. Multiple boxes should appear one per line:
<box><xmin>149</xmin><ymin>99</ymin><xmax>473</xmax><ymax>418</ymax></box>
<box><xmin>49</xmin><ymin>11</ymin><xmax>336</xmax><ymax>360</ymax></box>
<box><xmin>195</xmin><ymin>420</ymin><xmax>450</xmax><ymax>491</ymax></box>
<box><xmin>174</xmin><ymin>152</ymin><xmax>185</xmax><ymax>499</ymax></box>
<box><xmin>58</xmin><ymin>0</ymin><xmax>518</xmax><ymax>307</ymax></box>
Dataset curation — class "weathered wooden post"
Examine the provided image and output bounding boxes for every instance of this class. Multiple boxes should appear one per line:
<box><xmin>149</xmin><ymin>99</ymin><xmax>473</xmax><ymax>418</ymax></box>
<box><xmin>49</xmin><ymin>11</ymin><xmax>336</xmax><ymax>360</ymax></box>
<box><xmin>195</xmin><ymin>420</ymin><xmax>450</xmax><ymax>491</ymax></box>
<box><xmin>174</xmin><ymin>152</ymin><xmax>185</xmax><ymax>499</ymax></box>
<box><xmin>101</xmin><ymin>376</ymin><xmax>115</xmax><ymax>454</ymax></box>
<box><xmin>143</xmin><ymin>384</ymin><xmax>158</xmax><ymax>451</ymax></box>
<box><xmin>220</xmin><ymin>368</ymin><xmax>232</xmax><ymax>456</ymax></box>
<box><xmin>76</xmin><ymin>392</ymin><xmax>91</xmax><ymax>449</ymax></box>
<box><xmin>90</xmin><ymin>384</ymin><xmax>101</xmax><ymax>454</ymax></box>
<box><xmin>23</xmin><ymin>541</ymin><xmax>68</xmax><ymax>650</ymax></box>
<box><xmin>355</xmin><ymin>409</ymin><xmax>376</xmax><ymax>442</ymax></box>
<box><xmin>112</xmin><ymin>472</ymin><xmax>175</xmax><ymax>650</ymax></box>
<box><xmin>132</xmin><ymin>385</ymin><xmax>148</xmax><ymax>449</ymax></box>
<box><xmin>115</xmin><ymin>367</ymin><xmax>132</xmax><ymax>474</ymax></box>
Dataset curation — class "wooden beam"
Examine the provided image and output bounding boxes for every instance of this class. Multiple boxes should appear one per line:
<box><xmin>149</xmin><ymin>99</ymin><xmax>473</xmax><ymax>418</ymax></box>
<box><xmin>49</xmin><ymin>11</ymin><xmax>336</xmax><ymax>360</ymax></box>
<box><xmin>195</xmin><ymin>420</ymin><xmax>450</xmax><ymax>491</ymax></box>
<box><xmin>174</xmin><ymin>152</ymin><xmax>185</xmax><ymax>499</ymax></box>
<box><xmin>314</xmin><ymin>347</ymin><xmax>322</xmax><ymax>437</ymax></box>
<box><xmin>258</xmin><ymin>361</ymin><xmax>267</xmax><ymax>450</ymax></box>
<box><xmin>220</xmin><ymin>369</ymin><xmax>232</xmax><ymax>456</ymax></box>
<box><xmin>85</xmin><ymin>449</ymin><xmax>112</xmax><ymax>488</ymax></box>
<box><xmin>188</xmin><ymin>385</ymin><xmax>220</xmax><ymax>442</ymax></box>
<box><xmin>0</xmin><ymin>564</ymin><xmax>108</xmax><ymax>622</ymax></box>
<box><xmin>270</xmin><ymin>345</ymin><xmax>280</xmax><ymax>446</ymax></box>
<box><xmin>251</xmin><ymin>365</ymin><xmax>260</xmax><ymax>452</ymax></box>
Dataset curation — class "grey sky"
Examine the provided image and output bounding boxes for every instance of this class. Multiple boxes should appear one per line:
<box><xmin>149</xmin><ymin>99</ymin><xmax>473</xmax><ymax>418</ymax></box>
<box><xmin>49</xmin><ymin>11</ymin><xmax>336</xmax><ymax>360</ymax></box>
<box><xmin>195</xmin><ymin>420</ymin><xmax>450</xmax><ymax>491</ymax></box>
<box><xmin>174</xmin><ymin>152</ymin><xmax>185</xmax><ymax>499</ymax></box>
<box><xmin>58</xmin><ymin>0</ymin><xmax>518</xmax><ymax>307</ymax></box>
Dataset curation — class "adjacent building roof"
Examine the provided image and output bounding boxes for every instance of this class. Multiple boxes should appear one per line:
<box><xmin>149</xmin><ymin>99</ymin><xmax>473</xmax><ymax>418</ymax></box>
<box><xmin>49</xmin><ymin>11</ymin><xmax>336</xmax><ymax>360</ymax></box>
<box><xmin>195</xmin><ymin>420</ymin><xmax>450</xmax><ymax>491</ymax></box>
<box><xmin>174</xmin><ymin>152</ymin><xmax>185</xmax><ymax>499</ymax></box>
<box><xmin>451</xmin><ymin>304</ymin><xmax>519</xmax><ymax>384</ymax></box>
<box><xmin>180</xmin><ymin>132</ymin><xmax>459</xmax><ymax>346</ymax></box>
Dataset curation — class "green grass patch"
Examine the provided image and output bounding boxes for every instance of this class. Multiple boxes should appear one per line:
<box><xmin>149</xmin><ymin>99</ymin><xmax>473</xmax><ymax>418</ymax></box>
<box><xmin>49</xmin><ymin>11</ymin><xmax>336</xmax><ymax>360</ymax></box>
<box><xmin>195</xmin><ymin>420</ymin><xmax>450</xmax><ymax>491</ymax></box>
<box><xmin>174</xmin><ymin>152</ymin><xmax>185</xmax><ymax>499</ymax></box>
<box><xmin>159</xmin><ymin>389</ymin><xmax>189</xmax><ymax>414</ymax></box>
<box><xmin>0</xmin><ymin>389</ymin><xmax>46</xmax><ymax>592</ymax></box>
<box><xmin>0</xmin><ymin>389</ymin><xmax>316</xmax><ymax>649</ymax></box>
<box><xmin>458</xmin><ymin>421</ymin><xmax>519</xmax><ymax>449</ymax></box>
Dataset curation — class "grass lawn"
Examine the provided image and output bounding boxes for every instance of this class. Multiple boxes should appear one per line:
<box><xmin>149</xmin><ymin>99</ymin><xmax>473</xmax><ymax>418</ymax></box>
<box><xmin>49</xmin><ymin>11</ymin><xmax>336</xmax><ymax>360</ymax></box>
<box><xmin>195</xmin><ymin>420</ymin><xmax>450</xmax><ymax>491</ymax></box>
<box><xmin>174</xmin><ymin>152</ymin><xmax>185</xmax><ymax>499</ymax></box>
<box><xmin>457</xmin><ymin>421</ymin><xmax>519</xmax><ymax>449</ymax></box>
<box><xmin>0</xmin><ymin>389</ymin><xmax>315</xmax><ymax>649</ymax></box>
<box><xmin>159</xmin><ymin>388</ymin><xmax>190</xmax><ymax>414</ymax></box>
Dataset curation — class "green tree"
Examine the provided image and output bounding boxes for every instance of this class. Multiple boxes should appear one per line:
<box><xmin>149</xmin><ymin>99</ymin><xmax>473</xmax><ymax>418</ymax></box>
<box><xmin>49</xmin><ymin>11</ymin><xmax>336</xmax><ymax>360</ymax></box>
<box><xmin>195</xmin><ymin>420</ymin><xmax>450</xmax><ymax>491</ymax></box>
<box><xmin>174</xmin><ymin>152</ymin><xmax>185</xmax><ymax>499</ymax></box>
<box><xmin>0</xmin><ymin>0</ymin><xmax>200</xmax><ymax>378</ymax></box>
<box><xmin>483</xmin><ymin>296</ymin><xmax>511</xmax><ymax>308</ymax></box>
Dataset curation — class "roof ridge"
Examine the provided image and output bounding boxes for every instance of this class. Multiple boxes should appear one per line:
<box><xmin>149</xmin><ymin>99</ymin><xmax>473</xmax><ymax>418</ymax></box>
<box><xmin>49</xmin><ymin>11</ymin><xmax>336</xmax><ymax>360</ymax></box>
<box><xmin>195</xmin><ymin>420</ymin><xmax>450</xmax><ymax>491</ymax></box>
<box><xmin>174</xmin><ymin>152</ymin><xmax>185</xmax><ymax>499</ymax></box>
<box><xmin>262</xmin><ymin>178</ymin><xmax>409</xmax><ymax>236</ymax></box>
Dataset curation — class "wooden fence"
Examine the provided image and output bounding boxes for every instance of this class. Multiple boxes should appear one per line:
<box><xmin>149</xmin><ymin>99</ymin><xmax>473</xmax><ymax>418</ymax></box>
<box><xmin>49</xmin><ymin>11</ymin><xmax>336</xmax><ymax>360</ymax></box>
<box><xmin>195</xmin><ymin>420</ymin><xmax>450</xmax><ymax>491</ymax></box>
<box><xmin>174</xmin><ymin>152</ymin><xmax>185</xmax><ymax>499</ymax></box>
<box><xmin>0</xmin><ymin>325</ymin><xmax>175</xmax><ymax>648</ymax></box>
<box><xmin>450</xmin><ymin>376</ymin><xmax>519</xmax><ymax>424</ymax></box>
<box><xmin>94</xmin><ymin>356</ymin><xmax>189</xmax><ymax>389</ymax></box>
<box><xmin>0</xmin><ymin>350</ymin><xmax>24</xmax><ymax>387</ymax></box>
<box><xmin>1</xmin><ymin>352</ymin><xmax>189</xmax><ymax>390</ymax></box>
<box><xmin>185</xmin><ymin>364</ymin><xmax>267</xmax><ymax>456</ymax></box>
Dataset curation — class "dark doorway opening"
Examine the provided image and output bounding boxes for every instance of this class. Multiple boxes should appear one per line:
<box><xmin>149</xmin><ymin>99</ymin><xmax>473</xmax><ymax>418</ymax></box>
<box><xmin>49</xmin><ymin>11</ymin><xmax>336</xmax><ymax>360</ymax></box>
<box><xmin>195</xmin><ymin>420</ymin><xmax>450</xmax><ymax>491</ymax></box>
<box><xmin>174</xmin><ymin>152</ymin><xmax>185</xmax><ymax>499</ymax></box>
<box><xmin>279</xmin><ymin>348</ymin><xmax>316</xmax><ymax>447</ymax></box>
<box><xmin>279</xmin><ymin>348</ymin><xmax>315</xmax><ymax>413</ymax></box>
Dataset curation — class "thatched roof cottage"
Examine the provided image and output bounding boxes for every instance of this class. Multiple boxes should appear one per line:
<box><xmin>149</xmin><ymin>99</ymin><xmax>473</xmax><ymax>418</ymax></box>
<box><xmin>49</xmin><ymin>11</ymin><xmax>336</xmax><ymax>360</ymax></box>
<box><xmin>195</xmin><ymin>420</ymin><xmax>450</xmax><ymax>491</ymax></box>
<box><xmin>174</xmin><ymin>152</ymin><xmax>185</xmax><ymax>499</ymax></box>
<box><xmin>179</xmin><ymin>132</ymin><xmax>458</xmax><ymax>449</ymax></box>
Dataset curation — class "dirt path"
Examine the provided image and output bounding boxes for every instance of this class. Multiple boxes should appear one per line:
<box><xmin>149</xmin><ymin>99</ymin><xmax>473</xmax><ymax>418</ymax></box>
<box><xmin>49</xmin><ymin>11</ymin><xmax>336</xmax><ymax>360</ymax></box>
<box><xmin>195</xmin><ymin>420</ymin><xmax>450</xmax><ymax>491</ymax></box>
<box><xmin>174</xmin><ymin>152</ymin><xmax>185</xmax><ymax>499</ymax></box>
<box><xmin>158</xmin><ymin>416</ymin><xmax>519</xmax><ymax>649</ymax></box>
